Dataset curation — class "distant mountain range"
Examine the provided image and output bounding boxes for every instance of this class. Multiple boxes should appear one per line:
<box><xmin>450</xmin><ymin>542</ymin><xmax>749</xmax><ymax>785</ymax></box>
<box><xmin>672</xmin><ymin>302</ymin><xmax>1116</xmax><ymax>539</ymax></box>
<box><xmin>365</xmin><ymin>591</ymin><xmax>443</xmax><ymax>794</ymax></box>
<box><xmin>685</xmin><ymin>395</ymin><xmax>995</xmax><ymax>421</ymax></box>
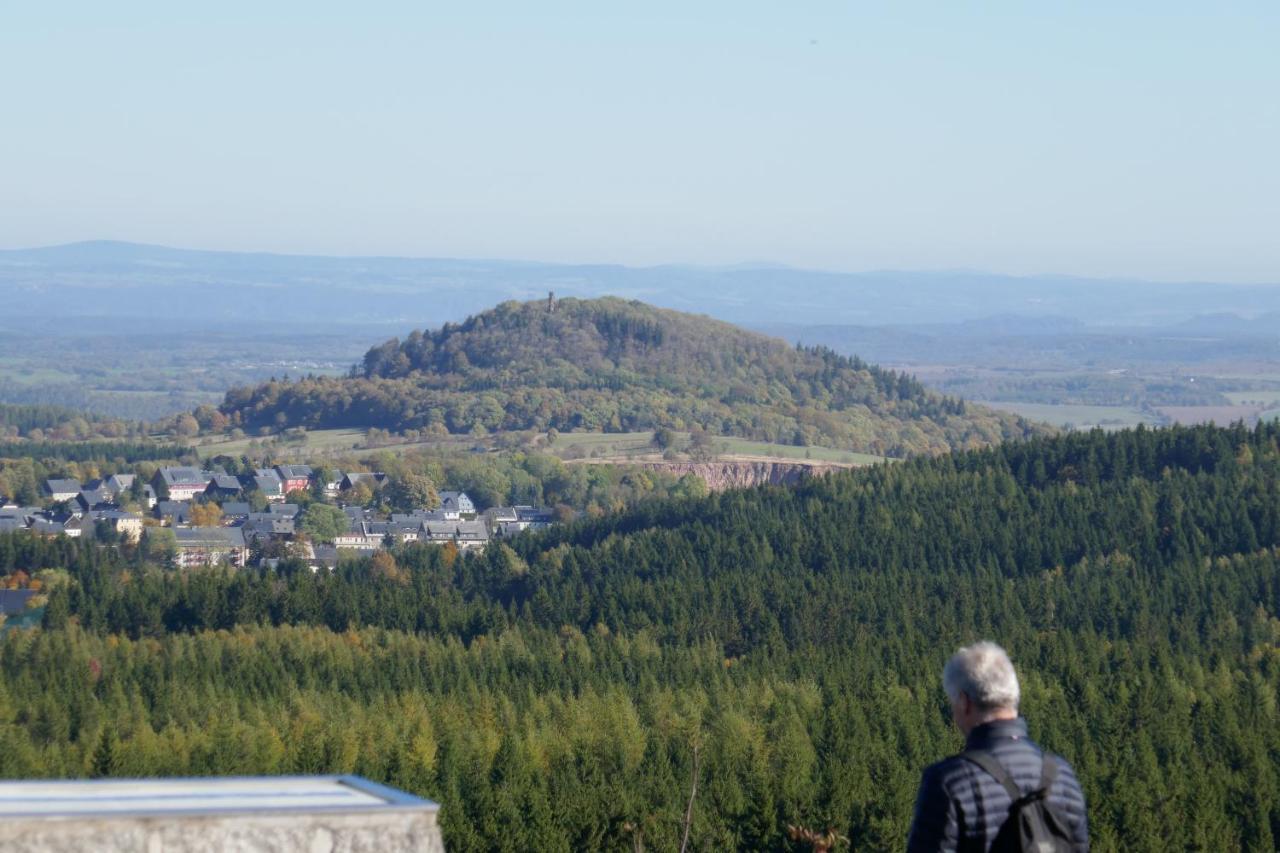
<box><xmin>3</xmin><ymin>241</ymin><xmax>1279</xmax><ymax>334</ymax></box>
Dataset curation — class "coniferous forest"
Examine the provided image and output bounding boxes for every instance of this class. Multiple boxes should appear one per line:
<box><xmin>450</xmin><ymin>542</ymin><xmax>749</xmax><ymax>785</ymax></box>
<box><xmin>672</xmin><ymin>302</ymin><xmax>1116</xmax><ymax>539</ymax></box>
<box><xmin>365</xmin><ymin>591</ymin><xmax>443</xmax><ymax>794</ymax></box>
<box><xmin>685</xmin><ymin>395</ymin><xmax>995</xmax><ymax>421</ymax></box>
<box><xmin>2</xmin><ymin>422</ymin><xmax>1279</xmax><ymax>850</ymax></box>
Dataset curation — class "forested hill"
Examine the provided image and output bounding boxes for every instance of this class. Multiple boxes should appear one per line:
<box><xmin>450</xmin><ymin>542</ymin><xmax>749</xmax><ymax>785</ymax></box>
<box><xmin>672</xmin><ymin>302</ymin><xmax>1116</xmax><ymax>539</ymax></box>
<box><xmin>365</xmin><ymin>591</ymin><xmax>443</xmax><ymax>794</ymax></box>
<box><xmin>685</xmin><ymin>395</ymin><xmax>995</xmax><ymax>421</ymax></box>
<box><xmin>219</xmin><ymin>297</ymin><xmax>1038</xmax><ymax>455</ymax></box>
<box><xmin>12</xmin><ymin>422</ymin><xmax>1280</xmax><ymax>849</ymax></box>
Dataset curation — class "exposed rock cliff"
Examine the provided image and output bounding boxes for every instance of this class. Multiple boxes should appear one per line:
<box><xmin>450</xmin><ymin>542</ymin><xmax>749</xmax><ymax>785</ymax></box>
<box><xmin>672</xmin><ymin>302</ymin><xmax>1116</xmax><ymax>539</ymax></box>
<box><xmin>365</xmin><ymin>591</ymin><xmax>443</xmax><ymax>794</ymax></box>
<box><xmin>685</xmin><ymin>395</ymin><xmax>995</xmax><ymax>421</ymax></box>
<box><xmin>636</xmin><ymin>460</ymin><xmax>851</xmax><ymax>492</ymax></box>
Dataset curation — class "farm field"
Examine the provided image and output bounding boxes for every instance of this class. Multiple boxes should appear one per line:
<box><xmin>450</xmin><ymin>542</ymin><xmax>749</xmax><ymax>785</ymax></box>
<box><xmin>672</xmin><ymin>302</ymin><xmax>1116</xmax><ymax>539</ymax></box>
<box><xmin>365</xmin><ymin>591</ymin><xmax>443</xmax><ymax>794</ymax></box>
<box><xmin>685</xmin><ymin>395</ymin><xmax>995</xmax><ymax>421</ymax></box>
<box><xmin>1155</xmin><ymin>405</ymin><xmax>1264</xmax><ymax>426</ymax></box>
<box><xmin>1225</xmin><ymin>390</ymin><xmax>1280</xmax><ymax>406</ymax></box>
<box><xmin>195</xmin><ymin>427</ymin><xmax>885</xmax><ymax>466</ymax></box>
<box><xmin>0</xmin><ymin>358</ymin><xmax>79</xmax><ymax>385</ymax></box>
<box><xmin>196</xmin><ymin>428</ymin><xmax>371</xmax><ymax>459</ymax></box>
<box><xmin>976</xmin><ymin>401</ymin><xmax>1157</xmax><ymax>430</ymax></box>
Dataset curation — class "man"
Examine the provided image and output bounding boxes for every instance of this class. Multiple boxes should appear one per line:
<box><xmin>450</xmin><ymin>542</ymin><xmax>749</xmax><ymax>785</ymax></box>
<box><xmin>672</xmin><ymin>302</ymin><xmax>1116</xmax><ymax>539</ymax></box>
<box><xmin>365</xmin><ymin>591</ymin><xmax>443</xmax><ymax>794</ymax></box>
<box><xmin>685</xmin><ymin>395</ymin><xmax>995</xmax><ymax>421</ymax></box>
<box><xmin>906</xmin><ymin>641</ymin><xmax>1089</xmax><ymax>852</ymax></box>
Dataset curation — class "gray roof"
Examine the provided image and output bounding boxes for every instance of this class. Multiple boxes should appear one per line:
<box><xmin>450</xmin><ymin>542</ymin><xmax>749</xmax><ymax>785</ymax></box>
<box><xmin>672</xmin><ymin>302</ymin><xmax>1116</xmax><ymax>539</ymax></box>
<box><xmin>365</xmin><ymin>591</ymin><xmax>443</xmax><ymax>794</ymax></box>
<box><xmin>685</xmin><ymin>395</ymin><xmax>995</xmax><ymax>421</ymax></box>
<box><xmin>515</xmin><ymin>506</ymin><xmax>555</xmax><ymax>522</ymax></box>
<box><xmin>155</xmin><ymin>501</ymin><xmax>192</xmax><ymax>523</ymax></box>
<box><xmin>267</xmin><ymin>503</ymin><xmax>301</xmax><ymax>518</ymax></box>
<box><xmin>0</xmin><ymin>518</ymin><xmax>27</xmax><ymax>534</ymax></box>
<box><xmin>253</xmin><ymin>469</ymin><xmax>284</xmax><ymax>492</ymax></box>
<box><xmin>174</xmin><ymin>527</ymin><xmax>246</xmax><ymax>548</ymax></box>
<box><xmin>88</xmin><ymin>510</ymin><xmax>141</xmax><ymax>522</ymax></box>
<box><xmin>44</xmin><ymin>479</ymin><xmax>81</xmax><ymax>496</ymax></box>
<box><xmin>208</xmin><ymin>474</ymin><xmax>242</xmax><ymax>491</ymax></box>
<box><xmin>221</xmin><ymin>502</ymin><xmax>252</xmax><ymax>517</ymax></box>
<box><xmin>243</xmin><ymin>514</ymin><xmax>295</xmax><ymax>536</ymax></box>
<box><xmin>158</xmin><ymin>467</ymin><xmax>213</xmax><ymax>487</ymax></box>
<box><xmin>104</xmin><ymin>474</ymin><xmax>135</xmax><ymax>493</ymax></box>
<box><xmin>391</xmin><ymin>511</ymin><xmax>447</xmax><ymax>523</ymax></box>
<box><xmin>276</xmin><ymin>464</ymin><xmax>313</xmax><ymax>480</ymax></box>
<box><xmin>76</xmin><ymin>487</ymin><xmax>115</xmax><ymax>509</ymax></box>
<box><xmin>422</xmin><ymin>520</ymin><xmax>489</xmax><ymax>541</ymax></box>
<box><xmin>342</xmin><ymin>472</ymin><xmax>386</xmax><ymax>487</ymax></box>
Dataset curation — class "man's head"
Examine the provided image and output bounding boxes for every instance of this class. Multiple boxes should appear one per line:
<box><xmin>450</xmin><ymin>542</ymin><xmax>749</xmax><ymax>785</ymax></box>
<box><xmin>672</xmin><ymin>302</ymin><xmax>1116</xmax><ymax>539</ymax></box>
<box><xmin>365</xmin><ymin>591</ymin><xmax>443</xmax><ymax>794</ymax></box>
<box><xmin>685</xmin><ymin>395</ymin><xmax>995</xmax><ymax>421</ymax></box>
<box><xmin>942</xmin><ymin>641</ymin><xmax>1020</xmax><ymax>735</ymax></box>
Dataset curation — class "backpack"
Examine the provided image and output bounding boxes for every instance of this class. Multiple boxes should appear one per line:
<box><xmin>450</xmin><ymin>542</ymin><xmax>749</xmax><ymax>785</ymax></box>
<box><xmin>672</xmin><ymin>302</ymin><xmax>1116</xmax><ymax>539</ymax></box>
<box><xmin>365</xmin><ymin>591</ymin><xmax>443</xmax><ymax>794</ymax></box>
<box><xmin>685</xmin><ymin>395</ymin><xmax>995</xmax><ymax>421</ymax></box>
<box><xmin>962</xmin><ymin>749</ymin><xmax>1075</xmax><ymax>853</ymax></box>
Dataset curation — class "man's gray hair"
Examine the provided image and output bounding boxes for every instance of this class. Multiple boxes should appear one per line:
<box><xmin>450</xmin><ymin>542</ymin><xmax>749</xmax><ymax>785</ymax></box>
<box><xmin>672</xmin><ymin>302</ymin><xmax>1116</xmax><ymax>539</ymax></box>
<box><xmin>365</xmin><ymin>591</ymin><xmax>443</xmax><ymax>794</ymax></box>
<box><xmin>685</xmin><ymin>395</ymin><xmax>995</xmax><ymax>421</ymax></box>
<box><xmin>942</xmin><ymin>641</ymin><xmax>1020</xmax><ymax>711</ymax></box>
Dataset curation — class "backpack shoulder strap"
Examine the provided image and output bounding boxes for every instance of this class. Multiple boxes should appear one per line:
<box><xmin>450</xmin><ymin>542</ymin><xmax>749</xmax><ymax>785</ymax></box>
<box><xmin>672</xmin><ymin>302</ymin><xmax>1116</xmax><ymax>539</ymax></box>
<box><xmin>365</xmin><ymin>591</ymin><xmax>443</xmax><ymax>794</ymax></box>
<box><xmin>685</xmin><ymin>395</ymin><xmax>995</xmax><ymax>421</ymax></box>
<box><xmin>1038</xmin><ymin>751</ymin><xmax>1059</xmax><ymax>793</ymax></box>
<box><xmin>961</xmin><ymin>749</ymin><xmax>1022</xmax><ymax>801</ymax></box>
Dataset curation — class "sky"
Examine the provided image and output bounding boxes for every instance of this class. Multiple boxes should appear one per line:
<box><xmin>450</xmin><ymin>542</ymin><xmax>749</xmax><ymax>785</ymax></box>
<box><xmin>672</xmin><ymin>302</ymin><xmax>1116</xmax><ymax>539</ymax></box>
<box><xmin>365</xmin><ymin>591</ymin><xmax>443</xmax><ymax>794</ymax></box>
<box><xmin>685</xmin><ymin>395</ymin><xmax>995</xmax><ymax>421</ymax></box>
<box><xmin>3</xmin><ymin>2</ymin><xmax>1278</xmax><ymax>282</ymax></box>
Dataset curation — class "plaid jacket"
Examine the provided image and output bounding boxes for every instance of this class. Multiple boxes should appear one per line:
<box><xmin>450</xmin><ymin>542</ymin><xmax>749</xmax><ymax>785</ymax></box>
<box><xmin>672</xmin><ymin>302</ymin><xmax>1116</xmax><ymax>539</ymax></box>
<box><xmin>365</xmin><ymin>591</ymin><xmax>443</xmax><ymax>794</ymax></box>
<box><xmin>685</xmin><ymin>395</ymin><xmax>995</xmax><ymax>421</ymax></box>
<box><xmin>906</xmin><ymin>718</ymin><xmax>1089</xmax><ymax>852</ymax></box>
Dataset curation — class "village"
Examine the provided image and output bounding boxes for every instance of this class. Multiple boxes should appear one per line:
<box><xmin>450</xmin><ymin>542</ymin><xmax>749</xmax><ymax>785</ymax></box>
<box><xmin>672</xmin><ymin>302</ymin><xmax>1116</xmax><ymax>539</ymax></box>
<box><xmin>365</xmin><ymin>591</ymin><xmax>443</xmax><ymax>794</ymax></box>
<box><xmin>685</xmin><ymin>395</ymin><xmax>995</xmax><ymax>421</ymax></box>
<box><xmin>0</xmin><ymin>464</ymin><xmax>558</xmax><ymax>570</ymax></box>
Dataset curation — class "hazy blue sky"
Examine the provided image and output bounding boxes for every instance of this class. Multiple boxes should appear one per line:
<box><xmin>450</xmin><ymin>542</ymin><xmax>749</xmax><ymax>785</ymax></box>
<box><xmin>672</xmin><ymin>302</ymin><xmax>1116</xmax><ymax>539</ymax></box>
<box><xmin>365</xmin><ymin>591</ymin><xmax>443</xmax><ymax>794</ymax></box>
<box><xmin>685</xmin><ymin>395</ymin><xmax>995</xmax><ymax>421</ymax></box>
<box><xmin>3</xmin><ymin>2</ymin><xmax>1277</xmax><ymax>281</ymax></box>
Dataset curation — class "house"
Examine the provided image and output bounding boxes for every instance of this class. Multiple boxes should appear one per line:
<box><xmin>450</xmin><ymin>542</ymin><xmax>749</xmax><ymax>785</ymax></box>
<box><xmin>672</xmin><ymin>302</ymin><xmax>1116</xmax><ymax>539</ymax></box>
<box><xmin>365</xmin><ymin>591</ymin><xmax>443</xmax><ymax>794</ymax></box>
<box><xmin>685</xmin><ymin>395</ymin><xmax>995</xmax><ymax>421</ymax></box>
<box><xmin>220</xmin><ymin>502</ymin><xmax>252</xmax><ymax>521</ymax></box>
<box><xmin>342</xmin><ymin>506</ymin><xmax>372</xmax><ymax>524</ymax></box>
<box><xmin>267</xmin><ymin>503</ymin><xmax>301</xmax><ymax>519</ymax></box>
<box><xmin>155</xmin><ymin>501</ymin><xmax>193</xmax><ymax>527</ymax></box>
<box><xmin>0</xmin><ymin>517</ymin><xmax>28</xmax><ymax>535</ymax></box>
<box><xmin>310</xmin><ymin>544</ymin><xmax>339</xmax><ymax>571</ymax></box>
<box><xmin>322</xmin><ymin>473</ymin><xmax>344</xmax><ymax>498</ymax></box>
<box><xmin>75</xmin><ymin>486</ymin><xmax>117</xmax><ymax>513</ymax></box>
<box><xmin>43</xmin><ymin>479</ymin><xmax>81</xmax><ymax>503</ymax></box>
<box><xmin>204</xmin><ymin>474</ymin><xmax>243</xmax><ymax>500</ymax></box>
<box><xmin>241</xmin><ymin>513</ymin><xmax>295</xmax><ymax>540</ymax></box>
<box><xmin>275</xmin><ymin>465</ymin><xmax>313</xmax><ymax>496</ymax></box>
<box><xmin>103</xmin><ymin>473</ymin><xmax>135</xmax><ymax>495</ymax></box>
<box><xmin>248</xmin><ymin>469</ymin><xmax>285</xmax><ymax>502</ymax></box>
<box><xmin>438</xmin><ymin>491</ymin><xmax>475</xmax><ymax>518</ymax></box>
<box><xmin>487</xmin><ymin>505</ymin><xmax>556</xmax><ymax>536</ymax></box>
<box><xmin>422</xmin><ymin>519</ymin><xmax>489</xmax><ymax>550</ymax></box>
<box><xmin>152</xmin><ymin>467</ymin><xmax>214</xmax><ymax>502</ymax></box>
<box><xmin>29</xmin><ymin>516</ymin><xmax>70</xmax><ymax>538</ymax></box>
<box><xmin>391</xmin><ymin>511</ymin><xmax>447</xmax><ymax>525</ymax></box>
<box><xmin>88</xmin><ymin>510</ymin><xmax>143</xmax><ymax>543</ymax></box>
<box><xmin>173</xmin><ymin>527</ymin><xmax>248</xmax><ymax>568</ymax></box>
<box><xmin>340</xmin><ymin>472</ymin><xmax>386</xmax><ymax>491</ymax></box>
<box><xmin>334</xmin><ymin>520</ymin><xmax>383</xmax><ymax>550</ymax></box>
<box><xmin>100</xmin><ymin>474</ymin><xmax>156</xmax><ymax>508</ymax></box>
<box><xmin>514</xmin><ymin>505</ymin><xmax>555</xmax><ymax>528</ymax></box>
<box><xmin>0</xmin><ymin>507</ymin><xmax>40</xmax><ymax>526</ymax></box>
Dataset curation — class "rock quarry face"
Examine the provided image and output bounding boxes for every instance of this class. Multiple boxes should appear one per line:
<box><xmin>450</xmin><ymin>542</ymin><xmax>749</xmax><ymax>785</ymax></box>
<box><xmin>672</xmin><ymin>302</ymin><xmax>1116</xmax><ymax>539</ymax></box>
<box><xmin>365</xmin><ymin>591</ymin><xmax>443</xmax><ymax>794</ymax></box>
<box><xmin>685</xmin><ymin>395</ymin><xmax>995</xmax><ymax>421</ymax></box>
<box><xmin>637</xmin><ymin>460</ymin><xmax>848</xmax><ymax>492</ymax></box>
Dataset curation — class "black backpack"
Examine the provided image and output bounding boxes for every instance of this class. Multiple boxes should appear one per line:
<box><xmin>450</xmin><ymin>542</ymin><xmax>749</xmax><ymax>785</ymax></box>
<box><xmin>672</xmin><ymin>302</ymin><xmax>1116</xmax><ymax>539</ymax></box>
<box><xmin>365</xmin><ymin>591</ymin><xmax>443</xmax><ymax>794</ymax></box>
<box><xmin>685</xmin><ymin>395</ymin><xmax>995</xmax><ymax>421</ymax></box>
<box><xmin>962</xmin><ymin>750</ymin><xmax>1075</xmax><ymax>853</ymax></box>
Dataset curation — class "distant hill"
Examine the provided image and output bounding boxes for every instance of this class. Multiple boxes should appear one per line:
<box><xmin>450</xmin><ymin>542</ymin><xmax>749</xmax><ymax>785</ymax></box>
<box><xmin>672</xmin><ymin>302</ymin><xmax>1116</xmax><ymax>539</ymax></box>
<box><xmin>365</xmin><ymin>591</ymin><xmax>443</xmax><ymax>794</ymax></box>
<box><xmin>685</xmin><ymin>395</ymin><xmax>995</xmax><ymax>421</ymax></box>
<box><xmin>4</xmin><ymin>240</ymin><xmax>1280</xmax><ymax>333</ymax></box>
<box><xmin>219</xmin><ymin>297</ymin><xmax>1041</xmax><ymax>456</ymax></box>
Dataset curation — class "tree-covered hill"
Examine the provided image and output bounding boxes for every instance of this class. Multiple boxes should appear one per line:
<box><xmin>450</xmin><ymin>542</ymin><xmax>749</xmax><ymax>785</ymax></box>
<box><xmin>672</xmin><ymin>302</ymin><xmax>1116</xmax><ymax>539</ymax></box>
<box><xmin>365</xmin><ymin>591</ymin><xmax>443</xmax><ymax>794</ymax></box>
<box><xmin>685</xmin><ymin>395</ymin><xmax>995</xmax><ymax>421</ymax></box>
<box><xmin>7</xmin><ymin>422</ymin><xmax>1280</xmax><ymax>849</ymax></box>
<box><xmin>219</xmin><ymin>297</ymin><xmax>1039</xmax><ymax>456</ymax></box>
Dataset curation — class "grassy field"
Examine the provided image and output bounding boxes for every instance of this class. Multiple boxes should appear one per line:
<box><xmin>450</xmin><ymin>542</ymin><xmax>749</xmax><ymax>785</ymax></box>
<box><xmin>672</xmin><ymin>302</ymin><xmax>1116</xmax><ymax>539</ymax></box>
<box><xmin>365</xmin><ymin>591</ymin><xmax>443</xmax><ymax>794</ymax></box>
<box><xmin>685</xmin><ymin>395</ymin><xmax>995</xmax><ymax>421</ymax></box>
<box><xmin>713</xmin><ymin>437</ymin><xmax>883</xmax><ymax>465</ymax></box>
<box><xmin>1155</xmin><ymin>405</ymin><xmax>1264</xmax><ymax>426</ymax></box>
<box><xmin>196</xmin><ymin>428</ymin><xmax>371</xmax><ymax>459</ymax></box>
<box><xmin>196</xmin><ymin>427</ymin><xmax>885</xmax><ymax>466</ymax></box>
<box><xmin>977</xmin><ymin>402</ymin><xmax>1158</xmax><ymax>430</ymax></box>
<box><xmin>1225</xmin><ymin>390</ymin><xmax>1280</xmax><ymax>406</ymax></box>
<box><xmin>0</xmin><ymin>358</ymin><xmax>79</xmax><ymax>385</ymax></box>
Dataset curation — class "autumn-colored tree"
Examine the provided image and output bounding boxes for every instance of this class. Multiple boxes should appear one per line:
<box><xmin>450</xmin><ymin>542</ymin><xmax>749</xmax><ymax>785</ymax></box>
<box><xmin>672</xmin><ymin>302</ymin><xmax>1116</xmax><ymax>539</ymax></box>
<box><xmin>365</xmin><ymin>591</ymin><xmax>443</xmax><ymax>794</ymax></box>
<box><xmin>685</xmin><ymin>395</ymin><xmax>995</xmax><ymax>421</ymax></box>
<box><xmin>369</xmin><ymin>550</ymin><xmax>405</xmax><ymax>585</ymax></box>
<box><xmin>189</xmin><ymin>503</ymin><xmax>223</xmax><ymax>527</ymax></box>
